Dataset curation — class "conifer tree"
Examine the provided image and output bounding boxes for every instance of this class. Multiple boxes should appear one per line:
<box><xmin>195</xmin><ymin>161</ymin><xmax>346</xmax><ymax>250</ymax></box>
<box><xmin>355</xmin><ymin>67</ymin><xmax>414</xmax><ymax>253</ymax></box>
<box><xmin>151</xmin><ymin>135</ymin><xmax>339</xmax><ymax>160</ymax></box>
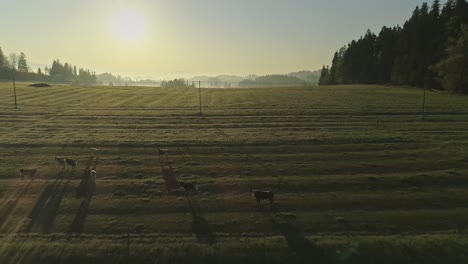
<box><xmin>17</xmin><ymin>52</ymin><xmax>28</xmax><ymax>72</ymax></box>
<box><xmin>434</xmin><ymin>24</ymin><xmax>468</xmax><ymax>93</ymax></box>
<box><xmin>0</xmin><ymin>47</ymin><xmax>7</xmax><ymax>69</ymax></box>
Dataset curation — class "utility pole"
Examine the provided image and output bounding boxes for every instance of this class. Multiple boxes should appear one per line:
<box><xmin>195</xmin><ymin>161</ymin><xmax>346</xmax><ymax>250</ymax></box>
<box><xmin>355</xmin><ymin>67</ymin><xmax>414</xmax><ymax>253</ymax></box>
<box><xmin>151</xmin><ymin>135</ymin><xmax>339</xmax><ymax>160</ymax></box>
<box><xmin>198</xmin><ymin>81</ymin><xmax>202</xmax><ymax>115</ymax></box>
<box><xmin>13</xmin><ymin>77</ymin><xmax>17</xmax><ymax>109</ymax></box>
<box><xmin>421</xmin><ymin>86</ymin><xmax>426</xmax><ymax>119</ymax></box>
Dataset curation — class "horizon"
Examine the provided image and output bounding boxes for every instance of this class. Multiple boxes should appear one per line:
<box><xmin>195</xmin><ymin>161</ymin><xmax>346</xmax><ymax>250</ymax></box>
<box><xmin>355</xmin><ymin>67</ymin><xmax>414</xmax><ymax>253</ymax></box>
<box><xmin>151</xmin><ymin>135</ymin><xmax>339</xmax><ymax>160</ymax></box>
<box><xmin>1</xmin><ymin>0</ymin><xmax>428</xmax><ymax>79</ymax></box>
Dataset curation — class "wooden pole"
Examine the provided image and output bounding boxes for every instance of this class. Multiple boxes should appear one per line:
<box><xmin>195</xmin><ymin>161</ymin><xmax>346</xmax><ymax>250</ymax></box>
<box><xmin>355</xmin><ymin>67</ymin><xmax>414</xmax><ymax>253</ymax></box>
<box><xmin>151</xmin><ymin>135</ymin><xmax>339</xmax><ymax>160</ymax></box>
<box><xmin>421</xmin><ymin>86</ymin><xmax>426</xmax><ymax>119</ymax></box>
<box><xmin>198</xmin><ymin>81</ymin><xmax>202</xmax><ymax>114</ymax></box>
<box><xmin>13</xmin><ymin>77</ymin><xmax>17</xmax><ymax>109</ymax></box>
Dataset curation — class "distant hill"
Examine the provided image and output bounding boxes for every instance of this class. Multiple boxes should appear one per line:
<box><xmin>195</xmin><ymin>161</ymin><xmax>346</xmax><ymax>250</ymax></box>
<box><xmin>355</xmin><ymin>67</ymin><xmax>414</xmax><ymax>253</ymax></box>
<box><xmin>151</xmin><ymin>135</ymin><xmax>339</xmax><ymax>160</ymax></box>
<box><xmin>188</xmin><ymin>71</ymin><xmax>318</xmax><ymax>88</ymax></box>
<box><xmin>288</xmin><ymin>70</ymin><xmax>321</xmax><ymax>85</ymax></box>
<box><xmin>96</xmin><ymin>70</ymin><xmax>321</xmax><ymax>87</ymax></box>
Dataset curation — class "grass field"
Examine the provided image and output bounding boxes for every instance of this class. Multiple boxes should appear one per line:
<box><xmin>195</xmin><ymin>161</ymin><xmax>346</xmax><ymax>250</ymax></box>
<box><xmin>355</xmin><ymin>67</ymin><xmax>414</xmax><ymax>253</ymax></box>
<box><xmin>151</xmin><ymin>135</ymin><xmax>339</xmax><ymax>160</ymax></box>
<box><xmin>0</xmin><ymin>83</ymin><xmax>468</xmax><ymax>263</ymax></box>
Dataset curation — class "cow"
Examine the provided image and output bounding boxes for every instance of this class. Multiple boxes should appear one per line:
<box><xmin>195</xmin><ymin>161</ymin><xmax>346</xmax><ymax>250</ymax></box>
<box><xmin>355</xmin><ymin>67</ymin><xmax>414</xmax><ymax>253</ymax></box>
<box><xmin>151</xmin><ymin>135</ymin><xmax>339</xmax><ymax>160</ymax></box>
<box><xmin>85</xmin><ymin>170</ymin><xmax>97</xmax><ymax>201</ymax></box>
<box><xmin>90</xmin><ymin>147</ymin><xmax>101</xmax><ymax>157</ymax></box>
<box><xmin>179</xmin><ymin>181</ymin><xmax>198</xmax><ymax>193</ymax></box>
<box><xmin>65</xmin><ymin>158</ymin><xmax>77</xmax><ymax>169</ymax></box>
<box><xmin>19</xmin><ymin>169</ymin><xmax>37</xmax><ymax>180</ymax></box>
<box><xmin>89</xmin><ymin>170</ymin><xmax>97</xmax><ymax>181</ymax></box>
<box><xmin>55</xmin><ymin>156</ymin><xmax>66</xmax><ymax>168</ymax></box>
<box><xmin>252</xmin><ymin>190</ymin><xmax>274</xmax><ymax>205</ymax></box>
<box><xmin>158</xmin><ymin>148</ymin><xmax>169</xmax><ymax>156</ymax></box>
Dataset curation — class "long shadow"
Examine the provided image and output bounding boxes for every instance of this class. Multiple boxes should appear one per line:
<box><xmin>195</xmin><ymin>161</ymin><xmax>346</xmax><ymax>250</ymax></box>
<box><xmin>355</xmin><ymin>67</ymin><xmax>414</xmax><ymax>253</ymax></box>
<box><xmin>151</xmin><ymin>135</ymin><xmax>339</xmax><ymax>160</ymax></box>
<box><xmin>161</xmin><ymin>147</ymin><xmax>216</xmax><ymax>244</ymax></box>
<box><xmin>270</xmin><ymin>215</ymin><xmax>328</xmax><ymax>264</ymax></box>
<box><xmin>36</xmin><ymin>181</ymin><xmax>70</xmax><ymax>233</ymax></box>
<box><xmin>69</xmin><ymin>156</ymin><xmax>97</xmax><ymax>234</ymax></box>
<box><xmin>68</xmin><ymin>198</ymin><xmax>91</xmax><ymax>234</ymax></box>
<box><xmin>76</xmin><ymin>156</ymin><xmax>95</xmax><ymax>198</ymax></box>
<box><xmin>0</xmin><ymin>200</ymin><xmax>19</xmax><ymax>230</ymax></box>
<box><xmin>186</xmin><ymin>194</ymin><xmax>216</xmax><ymax>245</ymax></box>
<box><xmin>25</xmin><ymin>170</ymin><xmax>68</xmax><ymax>233</ymax></box>
<box><xmin>0</xmin><ymin>179</ymin><xmax>33</xmax><ymax>229</ymax></box>
<box><xmin>159</xmin><ymin>155</ymin><xmax>179</xmax><ymax>191</ymax></box>
<box><xmin>0</xmin><ymin>179</ymin><xmax>32</xmax><ymax>208</ymax></box>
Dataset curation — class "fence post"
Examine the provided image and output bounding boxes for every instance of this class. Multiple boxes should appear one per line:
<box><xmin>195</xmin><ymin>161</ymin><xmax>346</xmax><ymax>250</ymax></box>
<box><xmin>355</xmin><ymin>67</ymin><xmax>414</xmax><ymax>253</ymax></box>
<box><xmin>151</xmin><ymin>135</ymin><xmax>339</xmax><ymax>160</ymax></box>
<box><xmin>13</xmin><ymin>77</ymin><xmax>17</xmax><ymax>109</ymax></box>
<box><xmin>198</xmin><ymin>81</ymin><xmax>202</xmax><ymax>114</ymax></box>
<box><xmin>421</xmin><ymin>86</ymin><xmax>426</xmax><ymax>119</ymax></box>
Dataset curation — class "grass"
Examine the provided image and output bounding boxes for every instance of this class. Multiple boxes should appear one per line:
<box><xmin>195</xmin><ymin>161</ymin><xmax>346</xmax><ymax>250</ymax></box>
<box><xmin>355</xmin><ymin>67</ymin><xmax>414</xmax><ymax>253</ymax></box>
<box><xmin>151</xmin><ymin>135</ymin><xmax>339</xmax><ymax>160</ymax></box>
<box><xmin>0</xmin><ymin>82</ymin><xmax>468</xmax><ymax>263</ymax></box>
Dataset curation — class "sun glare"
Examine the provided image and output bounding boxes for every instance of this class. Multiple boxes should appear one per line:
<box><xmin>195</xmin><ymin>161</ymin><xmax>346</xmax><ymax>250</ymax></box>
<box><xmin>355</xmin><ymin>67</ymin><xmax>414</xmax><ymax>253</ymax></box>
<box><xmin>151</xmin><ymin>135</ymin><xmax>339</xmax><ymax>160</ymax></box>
<box><xmin>113</xmin><ymin>9</ymin><xmax>145</xmax><ymax>41</ymax></box>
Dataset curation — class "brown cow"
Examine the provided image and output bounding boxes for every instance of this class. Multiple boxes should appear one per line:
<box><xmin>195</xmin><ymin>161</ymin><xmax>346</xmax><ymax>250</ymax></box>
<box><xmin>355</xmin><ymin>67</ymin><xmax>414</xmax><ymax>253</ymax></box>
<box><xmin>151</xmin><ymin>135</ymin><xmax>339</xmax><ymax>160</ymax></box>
<box><xmin>65</xmin><ymin>158</ymin><xmax>77</xmax><ymax>169</ymax></box>
<box><xmin>180</xmin><ymin>181</ymin><xmax>198</xmax><ymax>193</ymax></box>
<box><xmin>19</xmin><ymin>169</ymin><xmax>37</xmax><ymax>180</ymax></box>
<box><xmin>55</xmin><ymin>156</ymin><xmax>66</xmax><ymax>168</ymax></box>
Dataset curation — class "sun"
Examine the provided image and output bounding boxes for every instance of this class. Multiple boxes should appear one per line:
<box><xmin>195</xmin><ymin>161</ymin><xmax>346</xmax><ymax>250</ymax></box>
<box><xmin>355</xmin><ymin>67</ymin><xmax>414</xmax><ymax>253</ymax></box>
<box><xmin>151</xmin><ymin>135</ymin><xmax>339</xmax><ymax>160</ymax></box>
<box><xmin>113</xmin><ymin>9</ymin><xmax>145</xmax><ymax>41</ymax></box>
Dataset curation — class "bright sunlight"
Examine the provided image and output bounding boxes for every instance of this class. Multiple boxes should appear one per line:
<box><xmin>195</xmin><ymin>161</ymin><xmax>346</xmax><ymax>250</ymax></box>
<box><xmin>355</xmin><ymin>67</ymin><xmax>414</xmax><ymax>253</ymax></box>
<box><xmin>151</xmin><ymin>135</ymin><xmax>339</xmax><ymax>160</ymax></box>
<box><xmin>112</xmin><ymin>9</ymin><xmax>145</xmax><ymax>41</ymax></box>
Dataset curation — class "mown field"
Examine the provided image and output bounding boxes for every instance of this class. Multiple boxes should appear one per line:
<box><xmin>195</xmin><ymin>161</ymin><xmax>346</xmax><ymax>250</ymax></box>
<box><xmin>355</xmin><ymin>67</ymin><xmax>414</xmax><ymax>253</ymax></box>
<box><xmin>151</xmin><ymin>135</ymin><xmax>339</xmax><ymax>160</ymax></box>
<box><xmin>0</xmin><ymin>82</ymin><xmax>468</xmax><ymax>263</ymax></box>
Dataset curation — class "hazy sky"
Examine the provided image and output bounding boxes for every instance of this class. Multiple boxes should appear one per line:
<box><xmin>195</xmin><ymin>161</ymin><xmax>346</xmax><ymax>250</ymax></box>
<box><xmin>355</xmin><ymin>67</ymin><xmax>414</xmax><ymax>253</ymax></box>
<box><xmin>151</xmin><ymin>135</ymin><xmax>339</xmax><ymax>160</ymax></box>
<box><xmin>1</xmin><ymin>0</ymin><xmax>429</xmax><ymax>78</ymax></box>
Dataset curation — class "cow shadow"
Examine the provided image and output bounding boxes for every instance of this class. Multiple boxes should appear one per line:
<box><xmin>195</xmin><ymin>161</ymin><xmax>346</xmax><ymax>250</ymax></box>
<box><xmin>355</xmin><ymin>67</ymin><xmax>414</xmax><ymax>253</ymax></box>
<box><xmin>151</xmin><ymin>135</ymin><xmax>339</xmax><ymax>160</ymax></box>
<box><xmin>68</xmin><ymin>198</ymin><xmax>91</xmax><ymax>234</ymax></box>
<box><xmin>36</xmin><ymin>181</ymin><xmax>70</xmax><ymax>233</ymax></box>
<box><xmin>270</xmin><ymin>215</ymin><xmax>328</xmax><ymax>264</ymax></box>
<box><xmin>159</xmin><ymin>149</ymin><xmax>216</xmax><ymax>244</ymax></box>
<box><xmin>159</xmin><ymin>156</ymin><xmax>179</xmax><ymax>191</ymax></box>
<box><xmin>0</xmin><ymin>200</ymin><xmax>18</xmax><ymax>229</ymax></box>
<box><xmin>185</xmin><ymin>194</ymin><xmax>216</xmax><ymax>245</ymax></box>
<box><xmin>76</xmin><ymin>156</ymin><xmax>96</xmax><ymax>198</ymax></box>
<box><xmin>0</xmin><ymin>179</ymin><xmax>33</xmax><ymax>229</ymax></box>
<box><xmin>69</xmin><ymin>156</ymin><xmax>97</xmax><ymax>234</ymax></box>
<box><xmin>25</xmin><ymin>170</ymin><xmax>69</xmax><ymax>233</ymax></box>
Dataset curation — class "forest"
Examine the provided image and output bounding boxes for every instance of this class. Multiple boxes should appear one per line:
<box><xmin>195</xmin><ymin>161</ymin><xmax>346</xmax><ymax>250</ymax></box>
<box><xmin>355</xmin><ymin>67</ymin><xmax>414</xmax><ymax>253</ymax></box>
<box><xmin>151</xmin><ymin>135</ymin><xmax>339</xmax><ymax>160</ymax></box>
<box><xmin>319</xmin><ymin>0</ymin><xmax>468</xmax><ymax>93</ymax></box>
<box><xmin>0</xmin><ymin>48</ymin><xmax>96</xmax><ymax>85</ymax></box>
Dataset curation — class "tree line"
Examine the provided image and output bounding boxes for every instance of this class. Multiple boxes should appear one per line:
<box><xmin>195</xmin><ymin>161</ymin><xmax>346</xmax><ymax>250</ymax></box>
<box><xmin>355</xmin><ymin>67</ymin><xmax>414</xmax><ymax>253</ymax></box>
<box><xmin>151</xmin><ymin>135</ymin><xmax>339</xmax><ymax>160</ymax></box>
<box><xmin>319</xmin><ymin>0</ymin><xmax>468</xmax><ymax>93</ymax></box>
<box><xmin>0</xmin><ymin>46</ymin><xmax>97</xmax><ymax>84</ymax></box>
<box><xmin>238</xmin><ymin>75</ymin><xmax>310</xmax><ymax>88</ymax></box>
<box><xmin>161</xmin><ymin>79</ymin><xmax>196</xmax><ymax>88</ymax></box>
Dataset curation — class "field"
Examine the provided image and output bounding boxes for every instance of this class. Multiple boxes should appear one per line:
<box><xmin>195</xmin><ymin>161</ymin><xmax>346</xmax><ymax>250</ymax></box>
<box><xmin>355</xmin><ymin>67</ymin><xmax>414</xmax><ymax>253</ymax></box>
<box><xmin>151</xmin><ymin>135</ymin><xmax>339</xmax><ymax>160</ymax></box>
<box><xmin>0</xmin><ymin>83</ymin><xmax>468</xmax><ymax>263</ymax></box>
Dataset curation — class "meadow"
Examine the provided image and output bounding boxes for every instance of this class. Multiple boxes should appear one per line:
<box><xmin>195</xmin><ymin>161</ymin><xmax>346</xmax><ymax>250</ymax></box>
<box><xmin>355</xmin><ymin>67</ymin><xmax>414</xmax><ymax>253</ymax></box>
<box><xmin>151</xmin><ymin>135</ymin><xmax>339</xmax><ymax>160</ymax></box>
<box><xmin>0</xmin><ymin>83</ymin><xmax>467</xmax><ymax>263</ymax></box>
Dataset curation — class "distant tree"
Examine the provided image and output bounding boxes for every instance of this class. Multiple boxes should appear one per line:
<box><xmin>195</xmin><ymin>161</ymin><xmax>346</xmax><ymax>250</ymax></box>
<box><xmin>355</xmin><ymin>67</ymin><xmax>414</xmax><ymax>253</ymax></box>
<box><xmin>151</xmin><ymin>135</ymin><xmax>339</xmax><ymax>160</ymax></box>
<box><xmin>334</xmin><ymin>46</ymin><xmax>347</xmax><ymax>83</ymax></box>
<box><xmin>433</xmin><ymin>24</ymin><xmax>468</xmax><ymax>93</ymax></box>
<box><xmin>328</xmin><ymin>52</ymin><xmax>339</xmax><ymax>84</ymax></box>
<box><xmin>454</xmin><ymin>0</ymin><xmax>468</xmax><ymax>23</ymax></box>
<box><xmin>17</xmin><ymin>52</ymin><xmax>28</xmax><ymax>72</ymax></box>
<box><xmin>358</xmin><ymin>30</ymin><xmax>377</xmax><ymax>84</ymax></box>
<box><xmin>9</xmin><ymin>53</ymin><xmax>18</xmax><ymax>70</ymax></box>
<box><xmin>0</xmin><ymin>47</ymin><xmax>7</xmax><ymax>69</ymax></box>
<box><xmin>318</xmin><ymin>65</ymin><xmax>330</xmax><ymax>85</ymax></box>
<box><xmin>431</xmin><ymin>0</ymin><xmax>441</xmax><ymax>18</ymax></box>
<box><xmin>37</xmin><ymin>68</ymin><xmax>43</xmax><ymax>75</ymax></box>
<box><xmin>207</xmin><ymin>77</ymin><xmax>221</xmax><ymax>88</ymax></box>
<box><xmin>161</xmin><ymin>78</ymin><xmax>192</xmax><ymax>88</ymax></box>
<box><xmin>375</xmin><ymin>26</ymin><xmax>400</xmax><ymax>83</ymax></box>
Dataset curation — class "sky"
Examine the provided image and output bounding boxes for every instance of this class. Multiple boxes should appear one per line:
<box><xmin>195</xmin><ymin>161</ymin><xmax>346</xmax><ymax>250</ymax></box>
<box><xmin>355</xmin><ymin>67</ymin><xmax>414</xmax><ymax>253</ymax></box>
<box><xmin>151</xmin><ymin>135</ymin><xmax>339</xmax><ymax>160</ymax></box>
<box><xmin>0</xmin><ymin>0</ymin><xmax>429</xmax><ymax>78</ymax></box>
